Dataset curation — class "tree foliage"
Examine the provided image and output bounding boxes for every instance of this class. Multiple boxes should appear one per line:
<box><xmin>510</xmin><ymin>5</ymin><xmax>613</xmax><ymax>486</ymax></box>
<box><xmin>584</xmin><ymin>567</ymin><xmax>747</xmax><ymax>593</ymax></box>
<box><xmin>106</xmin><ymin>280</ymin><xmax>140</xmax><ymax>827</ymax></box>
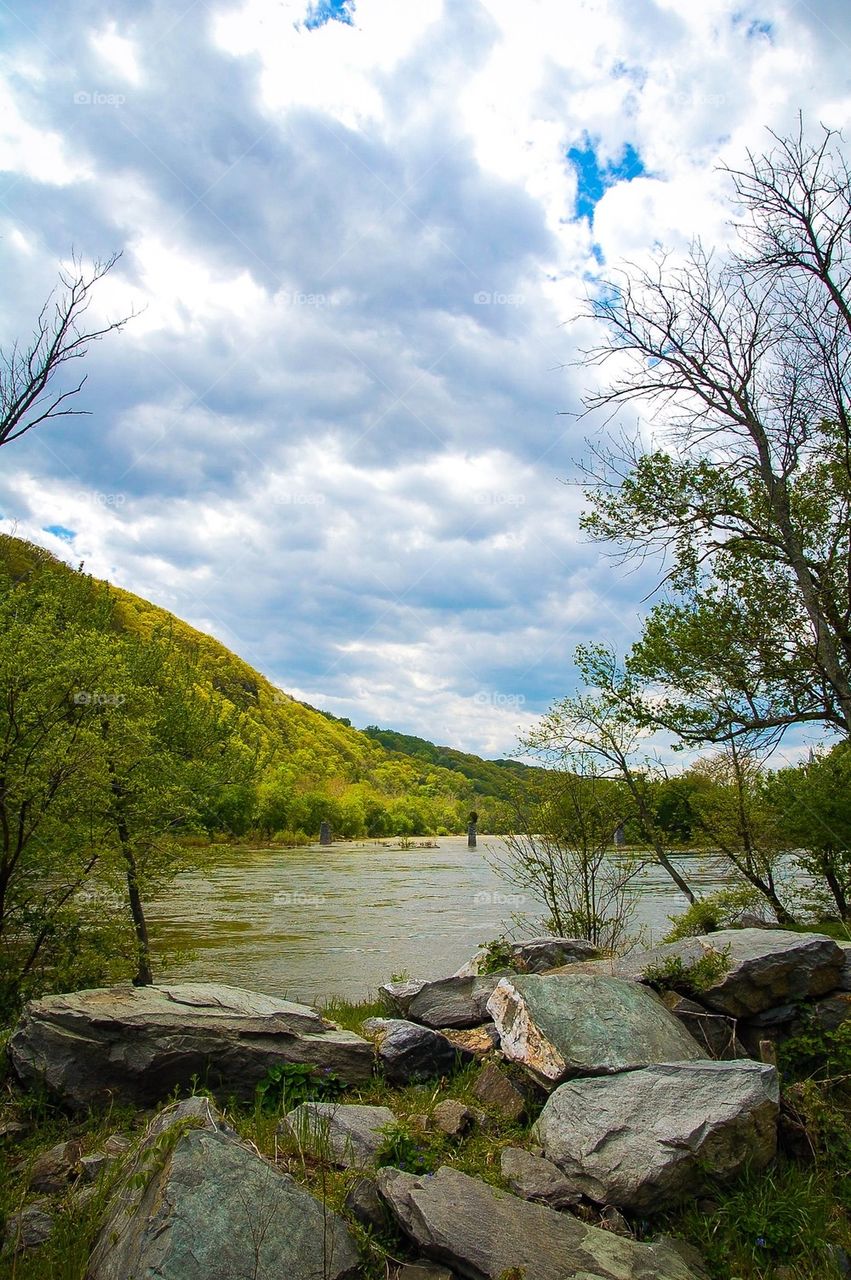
<box><xmin>579</xmin><ymin>119</ymin><xmax>851</xmax><ymax>744</ymax></box>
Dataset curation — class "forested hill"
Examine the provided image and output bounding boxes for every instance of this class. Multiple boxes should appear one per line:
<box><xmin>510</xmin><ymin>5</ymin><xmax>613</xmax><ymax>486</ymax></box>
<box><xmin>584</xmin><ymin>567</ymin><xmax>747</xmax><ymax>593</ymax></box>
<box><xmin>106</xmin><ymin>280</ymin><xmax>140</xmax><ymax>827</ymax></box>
<box><xmin>362</xmin><ymin>727</ymin><xmax>537</xmax><ymax>803</ymax></box>
<box><xmin>0</xmin><ymin>535</ymin><xmax>539</xmax><ymax>837</ymax></box>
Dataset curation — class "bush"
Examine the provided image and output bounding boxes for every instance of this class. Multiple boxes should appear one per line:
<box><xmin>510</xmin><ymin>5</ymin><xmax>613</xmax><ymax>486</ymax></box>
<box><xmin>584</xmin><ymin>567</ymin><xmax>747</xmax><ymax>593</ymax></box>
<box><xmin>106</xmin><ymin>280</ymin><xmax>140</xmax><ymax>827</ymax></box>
<box><xmin>664</xmin><ymin>886</ymin><xmax>766</xmax><ymax>941</ymax></box>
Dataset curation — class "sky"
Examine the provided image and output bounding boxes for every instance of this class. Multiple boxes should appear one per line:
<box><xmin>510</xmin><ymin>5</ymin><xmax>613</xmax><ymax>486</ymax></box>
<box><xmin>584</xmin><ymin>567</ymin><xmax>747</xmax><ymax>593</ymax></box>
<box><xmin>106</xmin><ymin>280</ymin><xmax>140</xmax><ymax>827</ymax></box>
<box><xmin>1</xmin><ymin>0</ymin><xmax>850</xmax><ymax>759</ymax></box>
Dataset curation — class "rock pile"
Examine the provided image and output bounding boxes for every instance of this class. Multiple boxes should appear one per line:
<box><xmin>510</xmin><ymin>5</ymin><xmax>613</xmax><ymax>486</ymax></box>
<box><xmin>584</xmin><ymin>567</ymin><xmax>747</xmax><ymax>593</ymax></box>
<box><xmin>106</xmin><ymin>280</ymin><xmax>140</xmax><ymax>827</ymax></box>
<box><xmin>5</xmin><ymin>928</ymin><xmax>850</xmax><ymax>1278</ymax></box>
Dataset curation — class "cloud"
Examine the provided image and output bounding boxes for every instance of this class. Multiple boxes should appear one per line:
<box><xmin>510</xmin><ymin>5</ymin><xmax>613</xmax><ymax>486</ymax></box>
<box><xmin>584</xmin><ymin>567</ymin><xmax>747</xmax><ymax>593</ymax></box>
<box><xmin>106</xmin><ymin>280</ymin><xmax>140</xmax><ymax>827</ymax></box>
<box><xmin>0</xmin><ymin>0</ymin><xmax>847</xmax><ymax>757</ymax></box>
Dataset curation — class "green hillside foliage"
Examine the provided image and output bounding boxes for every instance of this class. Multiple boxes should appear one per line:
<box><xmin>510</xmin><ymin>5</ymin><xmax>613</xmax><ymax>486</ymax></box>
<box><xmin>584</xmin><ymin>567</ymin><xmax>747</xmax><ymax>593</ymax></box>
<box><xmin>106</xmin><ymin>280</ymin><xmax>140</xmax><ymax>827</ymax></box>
<box><xmin>0</xmin><ymin>536</ymin><xmax>534</xmax><ymax>842</ymax></box>
<box><xmin>362</xmin><ymin>725</ymin><xmax>546</xmax><ymax>802</ymax></box>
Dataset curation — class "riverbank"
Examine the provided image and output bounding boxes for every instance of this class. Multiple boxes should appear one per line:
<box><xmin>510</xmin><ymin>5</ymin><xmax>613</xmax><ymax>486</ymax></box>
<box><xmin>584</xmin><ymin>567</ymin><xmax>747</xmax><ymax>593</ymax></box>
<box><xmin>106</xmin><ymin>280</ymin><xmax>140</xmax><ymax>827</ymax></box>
<box><xmin>2</xmin><ymin>928</ymin><xmax>850</xmax><ymax>1279</ymax></box>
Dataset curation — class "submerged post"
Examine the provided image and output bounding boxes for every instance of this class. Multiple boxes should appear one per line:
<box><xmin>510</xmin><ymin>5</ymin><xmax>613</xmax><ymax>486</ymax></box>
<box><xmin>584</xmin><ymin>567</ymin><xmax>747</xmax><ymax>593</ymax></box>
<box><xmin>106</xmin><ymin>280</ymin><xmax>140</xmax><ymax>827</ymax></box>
<box><xmin>467</xmin><ymin>811</ymin><xmax>478</xmax><ymax>849</ymax></box>
<box><xmin>319</xmin><ymin>821</ymin><xmax>332</xmax><ymax>846</ymax></box>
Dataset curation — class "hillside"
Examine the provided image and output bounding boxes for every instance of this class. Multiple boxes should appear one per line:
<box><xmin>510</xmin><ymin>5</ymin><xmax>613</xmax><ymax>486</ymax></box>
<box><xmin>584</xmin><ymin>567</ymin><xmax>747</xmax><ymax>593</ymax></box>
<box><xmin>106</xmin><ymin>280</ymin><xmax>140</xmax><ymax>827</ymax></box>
<box><xmin>0</xmin><ymin>535</ymin><xmax>538</xmax><ymax>837</ymax></box>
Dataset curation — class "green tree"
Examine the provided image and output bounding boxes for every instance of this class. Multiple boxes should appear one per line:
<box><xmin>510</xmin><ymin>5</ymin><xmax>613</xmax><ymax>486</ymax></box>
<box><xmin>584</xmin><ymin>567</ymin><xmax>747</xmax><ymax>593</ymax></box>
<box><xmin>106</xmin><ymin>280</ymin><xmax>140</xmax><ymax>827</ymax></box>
<box><xmin>529</xmin><ymin>646</ymin><xmax>698</xmax><ymax>903</ymax></box>
<box><xmin>578</xmin><ymin>120</ymin><xmax>851</xmax><ymax>744</ymax></box>
<box><xmin>687</xmin><ymin>744</ymin><xmax>796</xmax><ymax>924</ymax></box>
<box><xmin>94</xmin><ymin>630</ymin><xmax>252</xmax><ymax>985</ymax></box>
<box><xmin>497</xmin><ymin>753</ymin><xmax>641</xmax><ymax>951</ymax></box>
<box><xmin>768</xmin><ymin>744</ymin><xmax>851</xmax><ymax>920</ymax></box>
<box><xmin>0</xmin><ymin>556</ymin><xmax>127</xmax><ymax>1014</ymax></box>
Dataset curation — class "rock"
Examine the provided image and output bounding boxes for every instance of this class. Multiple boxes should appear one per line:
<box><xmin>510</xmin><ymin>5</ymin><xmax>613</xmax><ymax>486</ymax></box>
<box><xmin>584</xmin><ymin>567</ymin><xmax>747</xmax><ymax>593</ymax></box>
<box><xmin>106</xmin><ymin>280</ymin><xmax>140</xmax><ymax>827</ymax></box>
<box><xmin>364</xmin><ymin>1018</ymin><xmax>474</xmax><ymax>1084</ymax></box>
<box><xmin>533</xmin><ymin>1059</ymin><xmax>779</xmax><ymax>1212</ymax></box>
<box><xmin>394</xmin><ymin>1265</ymin><xmax>456</xmax><ymax>1280</ymax></box>
<box><xmin>437</xmin><ymin>1024</ymin><xmax>500</xmax><ymax>1057</ymax></box>
<box><xmin>600</xmin><ymin>1206</ymin><xmax>632</xmax><ymax>1237</ymax></box>
<box><xmin>0</xmin><ymin>1119</ymin><xmax>28</xmax><ymax>1142</ymax></box>
<box><xmin>9</xmin><ymin>982</ymin><xmax>373</xmax><ymax>1109</ymax></box>
<box><xmin>838</xmin><ymin>941</ymin><xmax>851</xmax><ymax>991</ymax></box>
<box><xmin>431</xmin><ymin>1099</ymin><xmax>473</xmax><ymax>1136</ymax></box>
<box><xmin>458</xmin><ymin>937</ymin><xmax>601</xmax><ymax>976</ymax></box>
<box><xmin>380</xmin><ymin>980</ymin><xmax>426</xmax><ymax>1017</ymax></box>
<box><xmin>514</xmin><ymin>936</ymin><xmax>601</xmax><ymax>972</ymax></box>
<box><xmin>103</xmin><ymin>1133</ymin><xmax>132</xmax><ymax>1157</ymax></box>
<box><xmin>282</xmin><ymin>1102</ymin><xmax>395</xmax><ymax>1167</ymax></box>
<box><xmin>487</xmin><ymin>973</ymin><xmax>704</xmax><ymax>1087</ymax></box>
<box><xmin>88</xmin><ymin>1096</ymin><xmax>360</xmax><ymax>1280</ymax></box>
<box><xmin>80</xmin><ymin>1153</ymin><xmax>109</xmax><ymax>1182</ymax></box>
<box><xmin>660</xmin><ymin>991</ymin><xmax>747</xmax><ymax>1059</ymax></box>
<box><xmin>376</xmin><ymin>1165</ymin><xmax>707</xmax><ymax>1279</ymax></box>
<box><xmin>472</xmin><ymin>1061</ymin><xmax>530</xmax><ymax>1121</ymax></box>
<box><xmin>343</xmin><ymin>1176</ymin><xmax>388</xmax><ymax>1231</ymax></box>
<box><xmin>628</xmin><ymin>929</ymin><xmax>845</xmax><ymax>1017</ymax></box>
<box><xmin>811</xmin><ymin>991</ymin><xmax>851</xmax><ymax>1032</ymax></box>
<box><xmin>29</xmin><ymin>1138</ymin><xmax>82</xmax><ymax>1192</ymax></box>
<box><xmin>499</xmin><ymin>1146</ymin><xmax>581</xmax><ymax>1209</ymax></box>
<box><xmin>4</xmin><ymin>1200</ymin><xmax>53</xmax><ymax>1252</ymax></box>
<box><xmin>407</xmin><ymin>976</ymin><xmax>502</xmax><ymax>1029</ymax></box>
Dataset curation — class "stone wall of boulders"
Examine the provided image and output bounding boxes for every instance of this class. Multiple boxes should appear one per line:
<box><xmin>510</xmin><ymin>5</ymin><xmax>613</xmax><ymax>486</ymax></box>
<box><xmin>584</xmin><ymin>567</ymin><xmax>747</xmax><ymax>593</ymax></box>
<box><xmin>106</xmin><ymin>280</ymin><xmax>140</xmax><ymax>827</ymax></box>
<box><xmin>4</xmin><ymin>929</ymin><xmax>850</xmax><ymax>1278</ymax></box>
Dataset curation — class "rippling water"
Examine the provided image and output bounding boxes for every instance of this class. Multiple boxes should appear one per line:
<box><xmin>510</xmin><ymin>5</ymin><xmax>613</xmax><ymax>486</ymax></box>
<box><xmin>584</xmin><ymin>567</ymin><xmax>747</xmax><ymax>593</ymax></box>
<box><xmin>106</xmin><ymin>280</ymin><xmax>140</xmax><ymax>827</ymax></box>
<box><xmin>147</xmin><ymin>836</ymin><xmax>745</xmax><ymax>1005</ymax></box>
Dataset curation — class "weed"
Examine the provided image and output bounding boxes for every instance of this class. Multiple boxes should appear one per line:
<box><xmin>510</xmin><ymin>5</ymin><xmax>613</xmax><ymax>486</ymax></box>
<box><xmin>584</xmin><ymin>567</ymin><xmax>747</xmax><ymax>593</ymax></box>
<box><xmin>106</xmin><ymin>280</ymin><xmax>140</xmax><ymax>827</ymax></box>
<box><xmin>254</xmin><ymin>1062</ymin><xmax>346</xmax><ymax>1115</ymax></box>
<box><xmin>643</xmin><ymin>947</ymin><xmax>730</xmax><ymax>996</ymax></box>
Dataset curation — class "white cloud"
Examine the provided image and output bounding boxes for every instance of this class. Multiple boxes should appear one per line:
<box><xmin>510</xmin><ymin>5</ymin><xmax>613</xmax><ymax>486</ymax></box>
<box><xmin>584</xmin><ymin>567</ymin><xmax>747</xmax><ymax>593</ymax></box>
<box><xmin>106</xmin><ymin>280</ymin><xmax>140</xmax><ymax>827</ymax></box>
<box><xmin>0</xmin><ymin>0</ymin><xmax>848</xmax><ymax>757</ymax></box>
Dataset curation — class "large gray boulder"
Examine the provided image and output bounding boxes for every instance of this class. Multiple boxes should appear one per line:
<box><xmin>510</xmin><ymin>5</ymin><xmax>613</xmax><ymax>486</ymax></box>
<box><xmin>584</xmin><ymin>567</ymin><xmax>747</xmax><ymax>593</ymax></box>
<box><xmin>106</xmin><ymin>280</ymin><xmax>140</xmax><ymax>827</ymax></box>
<box><xmin>282</xmin><ymin>1102</ymin><xmax>395</xmax><ymax>1167</ymax></box>
<box><xmin>364</xmin><ymin>1018</ymin><xmax>474</xmax><ymax>1083</ymax></box>
<box><xmin>486</xmin><ymin>973</ymin><xmax>704</xmax><ymax>1087</ymax></box>
<box><xmin>407</xmin><ymin>975</ymin><xmax>502</xmax><ymax>1028</ymax></box>
<box><xmin>9</xmin><ymin>982</ymin><xmax>373</xmax><ymax>1109</ymax></box>
<box><xmin>533</xmin><ymin>1059</ymin><xmax>779</xmax><ymax>1212</ymax></box>
<box><xmin>619</xmin><ymin>929</ymin><xmax>845</xmax><ymax>1017</ymax></box>
<box><xmin>376</xmin><ymin>1165</ymin><xmax>707</xmax><ymax>1279</ymax></box>
<box><xmin>88</xmin><ymin>1097</ymin><xmax>360</xmax><ymax>1279</ymax></box>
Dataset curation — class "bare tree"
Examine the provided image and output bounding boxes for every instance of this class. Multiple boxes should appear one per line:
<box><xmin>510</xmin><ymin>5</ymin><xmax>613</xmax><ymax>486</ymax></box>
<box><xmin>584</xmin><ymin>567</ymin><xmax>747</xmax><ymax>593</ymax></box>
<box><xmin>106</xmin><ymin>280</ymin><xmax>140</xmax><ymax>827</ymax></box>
<box><xmin>576</xmin><ymin>118</ymin><xmax>851</xmax><ymax>743</ymax></box>
<box><xmin>0</xmin><ymin>252</ymin><xmax>134</xmax><ymax>449</ymax></box>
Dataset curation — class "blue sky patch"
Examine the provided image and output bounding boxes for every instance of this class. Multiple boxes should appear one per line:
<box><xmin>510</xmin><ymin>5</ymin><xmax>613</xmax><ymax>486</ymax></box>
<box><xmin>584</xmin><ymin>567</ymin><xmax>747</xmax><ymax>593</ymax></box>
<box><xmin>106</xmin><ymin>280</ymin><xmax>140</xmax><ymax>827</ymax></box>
<box><xmin>304</xmin><ymin>0</ymin><xmax>355</xmax><ymax>30</ymax></box>
<box><xmin>567</xmin><ymin>140</ymin><xmax>645</xmax><ymax>222</ymax></box>
<box><xmin>43</xmin><ymin>525</ymin><xmax>76</xmax><ymax>542</ymax></box>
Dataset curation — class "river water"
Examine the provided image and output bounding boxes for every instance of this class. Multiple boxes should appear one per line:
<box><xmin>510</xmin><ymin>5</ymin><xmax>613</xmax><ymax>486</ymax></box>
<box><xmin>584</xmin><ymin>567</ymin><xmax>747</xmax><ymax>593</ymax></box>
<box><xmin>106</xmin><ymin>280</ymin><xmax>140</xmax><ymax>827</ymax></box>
<box><xmin>147</xmin><ymin>836</ymin><xmax>743</xmax><ymax>1005</ymax></box>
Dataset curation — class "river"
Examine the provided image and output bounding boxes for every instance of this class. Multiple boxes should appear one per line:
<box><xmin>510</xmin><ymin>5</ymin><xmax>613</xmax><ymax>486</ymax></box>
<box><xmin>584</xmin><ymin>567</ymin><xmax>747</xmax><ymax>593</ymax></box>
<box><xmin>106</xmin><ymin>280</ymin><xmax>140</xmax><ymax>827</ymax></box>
<box><xmin>147</xmin><ymin>836</ymin><xmax>749</xmax><ymax>1005</ymax></box>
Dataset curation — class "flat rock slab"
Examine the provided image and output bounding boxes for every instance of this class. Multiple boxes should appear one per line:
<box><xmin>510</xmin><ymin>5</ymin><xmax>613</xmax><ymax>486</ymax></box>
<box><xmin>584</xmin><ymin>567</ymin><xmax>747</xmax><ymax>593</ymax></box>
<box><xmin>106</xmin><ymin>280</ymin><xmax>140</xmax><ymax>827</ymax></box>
<box><xmin>9</xmin><ymin>982</ymin><xmax>374</xmax><ymax>1109</ymax></box>
<box><xmin>282</xmin><ymin>1102</ymin><xmax>395</xmax><ymax>1167</ymax></box>
<box><xmin>487</xmin><ymin>973</ymin><xmax>704</xmax><ymax>1086</ymax></box>
<box><xmin>88</xmin><ymin>1097</ymin><xmax>360</xmax><ymax>1280</ymax></box>
<box><xmin>624</xmin><ymin>929</ymin><xmax>845</xmax><ymax>1017</ymax></box>
<box><xmin>533</xmin><ymin>1060</ymin><xmax>779</xmax><ymax>1212</ymax></box>
<box><xmin>364</xmin><ymin>1018</ymin><xmax>474</xmax><ymax>1083</ymax></box>
<box><xmin>377</xmin><ymin>1165</ymin><xmax>707</xmax><ymax>1279</ymax></box>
